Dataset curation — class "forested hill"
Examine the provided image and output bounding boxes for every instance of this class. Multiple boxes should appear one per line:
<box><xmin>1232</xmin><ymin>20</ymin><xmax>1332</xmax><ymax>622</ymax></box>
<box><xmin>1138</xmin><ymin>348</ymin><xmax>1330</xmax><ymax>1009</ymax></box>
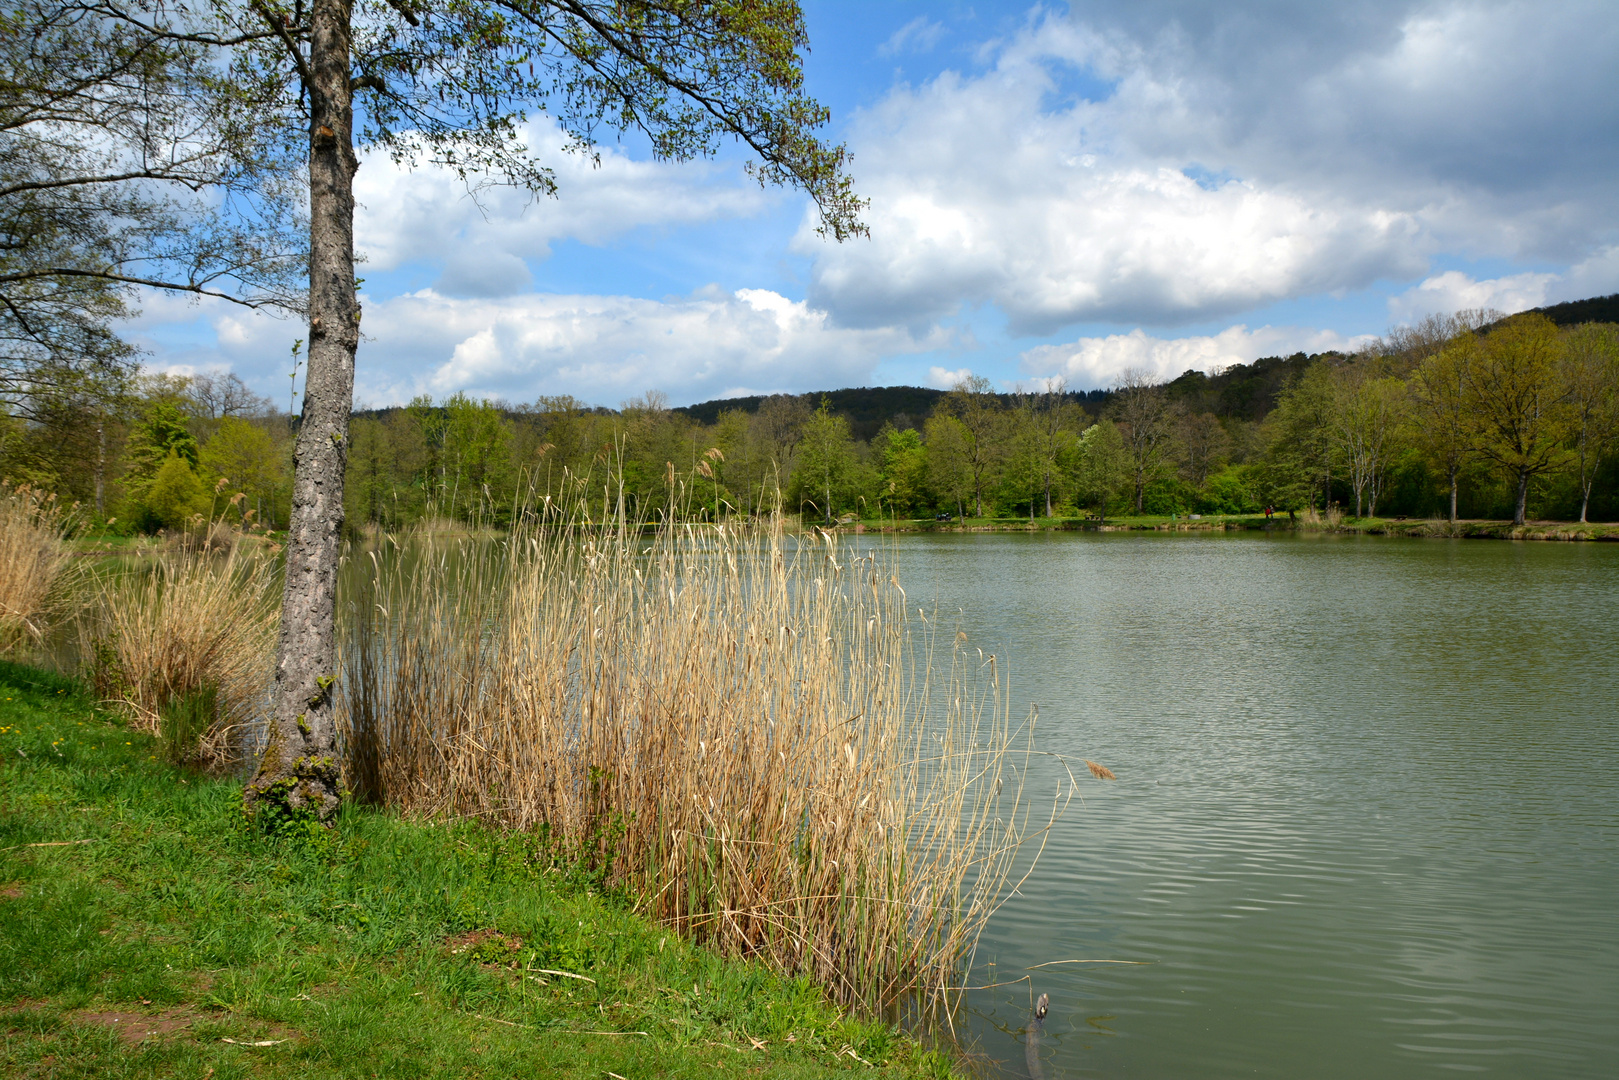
<box><xmin>673</xmin><ymin>352</ymin><xmax>1333</xmax><ymax>434</ymax></box>
<box><xmin>1498</xmin><ymin>292</ymin><xmax>1619</xmax><ymax>329</ymax></box>
<box><xmin>674</xmin><ymin>293</ymin><xmax>1619</xmax><ymax>433</ymax></box>
<box><xmin>675</xmin><ymin>385</ymin><xmax>1109</xmax><ymax>442</ymax></box>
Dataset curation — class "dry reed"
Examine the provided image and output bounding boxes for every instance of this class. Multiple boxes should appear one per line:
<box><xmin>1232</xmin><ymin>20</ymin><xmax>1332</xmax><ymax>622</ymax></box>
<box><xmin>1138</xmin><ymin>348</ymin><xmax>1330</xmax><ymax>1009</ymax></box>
<box><xmin>0</xmin><ymin>482</ymin><xmax>81</xmax><ymax>654</ymax></box>
<box><xmin>84</xmin><ymin>525</ymin><xmax>280</xmax><ymax>768</ymax></box>
<box><xmin>340</xmin><ymin>494</ymin><xmax>1053</xmax><ymax>1013</ymax></box>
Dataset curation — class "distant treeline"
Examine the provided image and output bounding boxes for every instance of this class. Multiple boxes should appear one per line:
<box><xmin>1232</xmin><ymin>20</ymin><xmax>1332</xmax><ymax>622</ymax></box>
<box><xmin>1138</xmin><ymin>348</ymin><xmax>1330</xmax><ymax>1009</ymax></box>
<box><xmin>3</xmin><ymin>297</ymin><xmax>1616</xmax><ymax>531</ymax></box>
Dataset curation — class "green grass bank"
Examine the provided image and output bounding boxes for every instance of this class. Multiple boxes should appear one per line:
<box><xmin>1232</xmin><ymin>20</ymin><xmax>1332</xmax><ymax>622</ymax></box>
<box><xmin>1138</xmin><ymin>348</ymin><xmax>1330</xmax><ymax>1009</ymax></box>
<box><xmin>0</xmin><ymin>661</ymin><xmax>954</xmax><ymax>1079</ymax></box>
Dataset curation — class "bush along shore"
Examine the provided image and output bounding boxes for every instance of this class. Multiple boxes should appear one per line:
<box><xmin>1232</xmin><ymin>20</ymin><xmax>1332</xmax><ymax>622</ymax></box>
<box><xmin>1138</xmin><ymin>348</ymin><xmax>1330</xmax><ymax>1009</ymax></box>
<box><xmin>0</xmin><ymin>662</ymin><xmax>957</xmax><ymax>1079</ymax></box>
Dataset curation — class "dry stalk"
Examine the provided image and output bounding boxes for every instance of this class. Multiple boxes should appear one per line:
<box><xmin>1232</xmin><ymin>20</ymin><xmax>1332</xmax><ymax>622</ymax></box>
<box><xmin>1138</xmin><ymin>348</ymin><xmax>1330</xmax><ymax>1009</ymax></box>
<box><xmin>339</xmin><ymin>489</ymin><xmax>1049</xmax><ymax>1013</ymax></box>
<box><xmin>0</xmin><ymin>482</ymin><xmax>82</xmax><ymax>654</ymax></box>
<box><xmin>82</xmin><ymin>525</ymin><xmax>280</xmax><ymax>768</ymax></box>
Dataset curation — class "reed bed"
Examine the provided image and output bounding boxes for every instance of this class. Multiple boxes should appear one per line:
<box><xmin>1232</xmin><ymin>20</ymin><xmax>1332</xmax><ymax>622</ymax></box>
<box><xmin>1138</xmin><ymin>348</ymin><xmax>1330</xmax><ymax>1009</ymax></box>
<box><xmin>83</xmin><ymin>527</ymin><xmax>280</xmax><ymax>768</ymax></box>
<box><xmin>340</xmin><ymin>500</ymin><xmax>1049</xmax><ymax>1013</ymax></box>
<box><xmin>0</xmin><ymin>482</ymin><xmax>81</xmax><ymax>654</ymax></box>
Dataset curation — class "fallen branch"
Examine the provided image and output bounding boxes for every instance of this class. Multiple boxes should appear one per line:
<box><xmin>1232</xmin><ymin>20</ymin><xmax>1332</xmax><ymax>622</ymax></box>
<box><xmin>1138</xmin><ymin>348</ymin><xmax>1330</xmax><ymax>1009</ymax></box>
<box><xmin>470</xmin><ymin>1012</ymin><xmax>528</xmax><ymax>1029</ymax></box>
<box><xmin>1</xmin><ymin>838</ymin><xmax>98</xmax><ymax>852</ymax></box>
<box><xmin>220</xmin><ymin>1037</ymin><xmax>286</xmax><ymax>1046</ymax></box>
<box><xmin>1026</xmin><ymin>959</ymin><xmax>1152</xmax><ymax>969</ymax></box>
<box><xmin>528</xmin><ymin>967</ymin><xmax>596</xmax><ymax>984</ymax></box>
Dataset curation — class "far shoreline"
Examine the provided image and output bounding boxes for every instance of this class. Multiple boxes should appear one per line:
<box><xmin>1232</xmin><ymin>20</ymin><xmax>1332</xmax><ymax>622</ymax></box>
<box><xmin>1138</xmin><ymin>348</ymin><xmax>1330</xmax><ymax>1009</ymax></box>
<box><xmin>835</xmin><ymin>514</ymin><xmax>1619</xmax><ymax>542</ymax></box>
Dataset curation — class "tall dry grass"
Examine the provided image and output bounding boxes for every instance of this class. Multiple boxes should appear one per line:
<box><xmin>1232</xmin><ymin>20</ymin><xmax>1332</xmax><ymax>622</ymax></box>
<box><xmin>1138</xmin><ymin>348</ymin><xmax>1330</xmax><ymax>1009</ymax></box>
<box><xmin>84</xmin><ymin>525</ymin><xmax>280</xmax><ymax>768</ymax></box>
<box><xmin>340</xmin><ymin>497</ymin><xmax>1055</xmax><ymax>1013</ymax></box>
<box><xmin>0</xmin><ymin>482</ymin><xmax>81</xmax><ymax>654</ymax></box>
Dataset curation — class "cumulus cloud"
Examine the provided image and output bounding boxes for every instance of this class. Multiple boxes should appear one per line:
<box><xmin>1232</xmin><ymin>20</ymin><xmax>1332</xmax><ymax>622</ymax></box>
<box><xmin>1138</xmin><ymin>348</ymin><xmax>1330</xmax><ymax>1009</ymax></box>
<box><xmin>1021</xmin><ymin>324</ymin><xmax>1377</xmax><ymax>389</ymax></box>
<box><xmin>927</xmin><ymin>366</ymin><xmax>974</xmax><ymax>389</ymax></box>
<box><xmin>1387</xmin><ymin>270</ymin><xmax>1556</xmax><ymax>324</ymax></box>
<box><xmin>353</xmin><ymin>119</ymin><xmax>772</xmax><ymax>289</ymax></box>
<box><xmin>799</xmin><ymin>2</ymin><xmax>1619</xmax><ymax>334</ymax></box>
<box><xmin>199</xmin><ymin>288</ymin><xmax>941</xmax><ymax>407</ymax></box>
<box><xmin>1388</xmin><ymin>246</ymin><xmax>1619</xmax><ymax>324</ymax></box>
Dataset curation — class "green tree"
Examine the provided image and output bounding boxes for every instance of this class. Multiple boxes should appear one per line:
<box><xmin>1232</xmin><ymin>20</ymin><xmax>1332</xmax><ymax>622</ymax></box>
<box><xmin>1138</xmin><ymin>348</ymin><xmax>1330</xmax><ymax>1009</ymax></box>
<box><xmin>110</xmin><ymin>0</ymin><xmax>868</xmax><ymax>819</ymax></box>
<box><xmin>1177</xmin><ymin>411</ymin><xmax>1229</xmax><ymax>490</ymax></box>
<box><xmin>1408</xmin><ymin>335</ymin><xmax>1478</xmax><ymax>523</ymax></box>
<box><xmin>120</xmin><ymin>398</ymin><xmax>202</xmax><ymax>529</ymax></box>
<box><xmin>999</xmin><ymin>403</ymin><xmax>1047</xmax><ymax>520</ymax></box>
<box><xmin>871</xmin><ymin>424</ymin><xmax>928</xmax><ymax>517</ymax></box>
<box><xmin>938</xmin><ymin>376</ymin><xmax>1004</xmax><ymax>517</ymax></box>
<box><xmin>200</xmin><ymin>415</ymin><xmax>287</xmax><ymax>527</ymax></box>
<box><xmin>1072</xmin><ymin>420</ymin><xmax>1128</xmax><ymax>521</ymax></box>
<box><xmin>1108</xmin><ymin>370</ymin><xmax>1180</xmax><ymax>514</ymax></box>
<box><xmin>746</xmin><ymin>394</ymin><xmax>810</xmax><ymax>504</ymax></box>
<box><xmin>442</xmin><ymin>393</ymin><xmax>515</xmax><ymax>519</ymax></box>
<box><xmin>790</xmin><ymin>398</ymin><xmax>858</xmax><ymax>525</ymax></box>
<box><xmin>1334</xmin><ymin>372</ymin><xmax>1408</xmax><ymax>518</ymax></box>
<box><xmin>1467</xmin><ymin>314</ymin><xmax>1571</xmax><ymax>525</ymax></box>
<box><xmin>923</xmin><ymin>413</ymin><xmax>971</xmax><ymax>519</ymax></box>
<box><xmin>142</xmin><ymin>449</ymin><xmax>210</xmax><ymax>530</ymax></box>
<box><xmin>1</xmin><ymin>1</ymin><xmax>301</xmax><ymax>423</ymax></box>
<box><xmin>1267</xmin><ymin>362</ymin><xmax>1339</xmax><ymax>512</ymax></box>
<box><xmin>1020</xmin><ymin>380</ymin><xmax>1082</xmax><ymax>517</ymax></box>
<box><xmin>1559</xmin><ymin>323</ymin><xmax>1619</xmax><ymax>523</ymax></box>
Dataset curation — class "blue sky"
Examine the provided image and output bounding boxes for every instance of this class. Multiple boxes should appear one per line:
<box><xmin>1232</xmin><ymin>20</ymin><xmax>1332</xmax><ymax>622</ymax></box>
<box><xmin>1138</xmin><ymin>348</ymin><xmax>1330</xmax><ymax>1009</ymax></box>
<box><xmin>131</xmin><ymin>1</ymin><xmax>1619</xmax><ymax>409</ymax></box>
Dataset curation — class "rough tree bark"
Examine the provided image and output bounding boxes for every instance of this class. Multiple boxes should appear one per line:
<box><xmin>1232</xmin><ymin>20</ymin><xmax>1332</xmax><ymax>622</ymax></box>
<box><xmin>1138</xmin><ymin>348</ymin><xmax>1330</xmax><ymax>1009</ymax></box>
<box><xmin>244</xmin><ymin>0</ymin><xmax>356</xmax><ymax>822</ymax></box>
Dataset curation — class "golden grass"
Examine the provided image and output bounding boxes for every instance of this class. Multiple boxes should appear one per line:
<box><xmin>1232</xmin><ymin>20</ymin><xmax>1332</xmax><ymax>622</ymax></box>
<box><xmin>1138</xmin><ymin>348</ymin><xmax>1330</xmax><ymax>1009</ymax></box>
<box><xmin>82</xmin><ymin>524</ymin><xmax>280</xmax><ymax>768</ymax></box>
<box><xmin>0</xmin><ymin>482</ymin><xmax>80</xmax><ymax>654</ymax></box>
<box><xmin>1085</xmin><ymin>759</ymin><xmax>1117</xmax><ymax>780</ymax></box>
<box><xmin>339</xmin><ymin>494</ymin><xmax>1056</xmax><ymax>1014</ymax></box>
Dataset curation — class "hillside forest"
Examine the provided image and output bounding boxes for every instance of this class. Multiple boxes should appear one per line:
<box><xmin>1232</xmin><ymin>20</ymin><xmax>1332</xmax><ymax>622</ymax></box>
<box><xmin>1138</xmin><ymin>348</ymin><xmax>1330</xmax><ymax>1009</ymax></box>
<box><xmin>4</xmin><ymin>301</ymin><xmax>1618</xmax><ymax>532</ymax></box>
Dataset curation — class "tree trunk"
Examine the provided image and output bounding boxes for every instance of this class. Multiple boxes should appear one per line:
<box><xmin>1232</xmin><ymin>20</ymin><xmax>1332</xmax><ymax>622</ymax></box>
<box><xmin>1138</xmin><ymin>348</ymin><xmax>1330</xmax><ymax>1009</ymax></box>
<box><xmin>1513</xmin><ymin>467</ymin><xmax>1529</xmax><ymax>526</ymax></box>
<box><xmin>1448</xmin><ymin>464</ymin><xmax>1458</xmax><ymax>524</ymax></box>
<box><xmin>94</xmin><ymin>421</ymin><xmax>105</xmax><ymax>517</ymax></box>
<box><xmin>244</xmin><ymin>0</ymin><xmax>357</xmax><ymax>824</ymax></box>
<box><xmin>1578</xmin><ymin>448</ymin><xmax>1590</xmax><ymax>524</ymax></box>
<box><xmin>1044</xmin><ymin>470</ymin><xmax>1053</xmax><ymax>518</ymax></box>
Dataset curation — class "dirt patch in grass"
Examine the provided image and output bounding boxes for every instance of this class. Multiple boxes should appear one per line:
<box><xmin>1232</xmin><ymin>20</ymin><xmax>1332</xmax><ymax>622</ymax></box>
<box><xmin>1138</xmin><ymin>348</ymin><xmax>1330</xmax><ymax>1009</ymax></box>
<box><xmin>0</xmin><ymin>880</ymin><xmax>23</xmax><ymax>899</ymax></box>
<box><xmin>447</xmin><ymin>928</ymin><xmax>526</xmax><ymax>968</ymax></box>
<box><xmin>70</xmin><ymin>1006</ymin><xmax>205</xmax><ymax>1045</ymax></box>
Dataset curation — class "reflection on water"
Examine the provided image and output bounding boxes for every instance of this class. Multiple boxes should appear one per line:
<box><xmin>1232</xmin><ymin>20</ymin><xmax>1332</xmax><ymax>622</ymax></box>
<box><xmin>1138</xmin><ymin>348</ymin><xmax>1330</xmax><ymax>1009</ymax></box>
<box><xmin>878</xmin><ymin>532</ymin><xmax>1618</xmax><ymax>1079</ymax></box>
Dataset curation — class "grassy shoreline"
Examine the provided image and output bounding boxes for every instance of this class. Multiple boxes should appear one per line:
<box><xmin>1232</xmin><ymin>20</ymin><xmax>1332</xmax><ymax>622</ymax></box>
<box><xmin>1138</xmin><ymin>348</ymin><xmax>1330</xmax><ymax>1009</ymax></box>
<box><xmin>0</xmin><ymin>661</ymin><xmax>955</xmax><ymax>1079</ymax></box>
<box><xmin>837</xmin><ymin>514</ymin><xmax>1619</xmax><ymax>541</ymax></box>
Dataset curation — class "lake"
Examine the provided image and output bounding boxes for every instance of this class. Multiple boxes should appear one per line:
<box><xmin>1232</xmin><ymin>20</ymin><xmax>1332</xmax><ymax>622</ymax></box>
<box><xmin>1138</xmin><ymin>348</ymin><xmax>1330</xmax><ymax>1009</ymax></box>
<box><xmin>877</xmin><ymin>532</ymin><xmax>1618</xmax><ymax>1079</ymax></box>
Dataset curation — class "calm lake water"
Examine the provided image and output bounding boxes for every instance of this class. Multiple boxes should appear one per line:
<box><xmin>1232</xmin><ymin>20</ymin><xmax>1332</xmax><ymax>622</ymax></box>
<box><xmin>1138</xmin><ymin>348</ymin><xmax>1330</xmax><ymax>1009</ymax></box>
<box><xmin>879</xmin><ymin>532</ymin><xmax>1618</xmax><ymax>1080</ymax></box>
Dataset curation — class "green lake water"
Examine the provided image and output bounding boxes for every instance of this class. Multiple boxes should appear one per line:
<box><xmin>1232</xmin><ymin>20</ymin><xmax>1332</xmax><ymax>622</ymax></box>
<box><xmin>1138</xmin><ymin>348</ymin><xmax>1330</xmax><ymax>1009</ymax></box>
<box><xmin>879</xmin><ymin>532</ymin><xmax>1618</xmax><ymax>1079</ymax></box>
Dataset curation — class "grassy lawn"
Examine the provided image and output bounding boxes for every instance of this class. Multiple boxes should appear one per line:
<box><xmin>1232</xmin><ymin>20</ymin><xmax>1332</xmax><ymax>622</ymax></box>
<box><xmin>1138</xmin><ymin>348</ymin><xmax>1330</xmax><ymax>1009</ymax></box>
<box><xmin>0</xmin><ymin>661</ymin><xmax>952</xmax><ymax>1079</ymax></box>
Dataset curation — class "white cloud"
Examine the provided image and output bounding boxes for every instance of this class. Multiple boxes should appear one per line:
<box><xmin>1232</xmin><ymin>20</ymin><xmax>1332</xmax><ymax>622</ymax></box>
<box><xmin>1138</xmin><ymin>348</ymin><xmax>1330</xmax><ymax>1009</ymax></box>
<box><xmin>798</xmin><ymin>3</ymin><xmax>1619</xmax><ymax>334</ymax></box>
<box><xmin>353</xmin><ymin>119</ymin><xmax>772</xmax><ymax>290</ymax></box>
<box><xmin>879</xmin><ymin>16</ymin><xmax>945</xmax><ymax>57</ymax></box>
<box><xmin>927</xmin><ymin>366</ymin><xmax>974</xmax><ymax>389</ymax></box>
<box><xmin>1387</xmin><ymin>270</ymin><xmax>1556</xmax><ymax>324</ymax></box>
<box><xmin>197</xmin><ymin>287</ymin><xmax>942</xmax><ymax>407</ymax></box>
<box><xmin>1021</xmin><ymin>324</ymin><xmax>1377</xmax><ymax>389</ymax></box>
<box><xmin>1388</xmin><ymin>247</ymin><xmax>1619</xmax><ymax>324</ymax></box>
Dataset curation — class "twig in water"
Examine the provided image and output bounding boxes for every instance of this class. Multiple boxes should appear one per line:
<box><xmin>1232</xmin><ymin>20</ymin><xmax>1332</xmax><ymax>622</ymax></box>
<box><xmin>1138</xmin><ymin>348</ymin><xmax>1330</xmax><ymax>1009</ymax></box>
<box><xmin>1026</xmin><ymin>959</ymin><xmax>1152</xmax><ymax>969</ymax></box>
